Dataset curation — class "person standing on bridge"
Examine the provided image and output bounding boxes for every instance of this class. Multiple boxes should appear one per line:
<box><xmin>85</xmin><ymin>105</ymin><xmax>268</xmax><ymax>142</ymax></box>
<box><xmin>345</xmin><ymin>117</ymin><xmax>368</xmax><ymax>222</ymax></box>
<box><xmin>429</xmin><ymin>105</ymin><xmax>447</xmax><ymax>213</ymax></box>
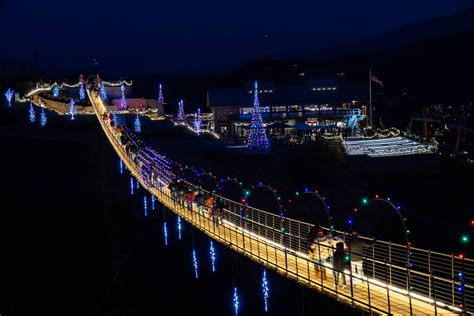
<box><xmin>332</xmin><ymin>241</ymin><xmax>347</xmax><ymax>289</ymax></box>
<box><xmin>348</xmin><ymin>230</ymin><xmax>374</xmax><ymax>287</ymax></box>
<box><xmin>308</xmin><ymin>228</ymin><xmax>328</xmax><ymax>280</ymax></box>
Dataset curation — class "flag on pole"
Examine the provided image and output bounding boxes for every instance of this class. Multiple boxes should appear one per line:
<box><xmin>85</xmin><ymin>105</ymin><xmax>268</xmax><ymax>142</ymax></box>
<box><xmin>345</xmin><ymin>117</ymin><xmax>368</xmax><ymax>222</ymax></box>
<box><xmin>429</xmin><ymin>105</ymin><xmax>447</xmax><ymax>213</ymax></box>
<box><xmin>371</xmin><ymin>75</ymin><xmax>383</xmax><ymax>87</ymax></box>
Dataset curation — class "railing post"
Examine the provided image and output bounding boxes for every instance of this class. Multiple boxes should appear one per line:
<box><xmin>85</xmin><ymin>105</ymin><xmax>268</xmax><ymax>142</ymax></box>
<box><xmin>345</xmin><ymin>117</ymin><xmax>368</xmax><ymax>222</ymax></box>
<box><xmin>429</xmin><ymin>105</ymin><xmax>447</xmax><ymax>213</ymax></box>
<box><xmin>452</xmin><ymin>254</ymin><xmax>455</xmax><ymax>307</ymax></box>
<box><xmin>384</xmin><ymin>259</ymin><xmax>391</xmax><ymax>314</ymax></box>
<box><xmin>431</xmin><ymin>271</ymin><xmax>438</xmax><ymax>316</ymax></box>
<box><xmin>389</xmin><ymin>241</ymin><xmax>392</xmax><ymax>286</ymax></box>
<box><xmin>372</xmin><ymin>242</ymin><xmax>375</xmax><ymax>278</ymax></box>
<box><xmin>428</xmin><ymin>249</ymin><xmax>432</xmax><ymax>298</ymax></box>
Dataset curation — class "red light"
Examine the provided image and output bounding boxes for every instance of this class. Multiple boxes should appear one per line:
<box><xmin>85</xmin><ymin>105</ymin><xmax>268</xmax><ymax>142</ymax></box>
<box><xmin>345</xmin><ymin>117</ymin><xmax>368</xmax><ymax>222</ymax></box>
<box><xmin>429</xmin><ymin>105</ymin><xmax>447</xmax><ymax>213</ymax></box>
<box><xmin>353</xmin><ymin>208</ymin><xmax>358</xmax><ymax>212</ymax></box>
<box><xmin>459</xmin><ymin>253</ymin><xmax>465</xmax><ymax>259</ymax></box>
<box><xmin>470</xmin><ymin>219</ymin><xmax>474</xmax><ymax>226</ymax></box>
<box><xmin>375</xmin><ymin>194</ymin><xmax>379</xmax><ymax>199</ymax></box>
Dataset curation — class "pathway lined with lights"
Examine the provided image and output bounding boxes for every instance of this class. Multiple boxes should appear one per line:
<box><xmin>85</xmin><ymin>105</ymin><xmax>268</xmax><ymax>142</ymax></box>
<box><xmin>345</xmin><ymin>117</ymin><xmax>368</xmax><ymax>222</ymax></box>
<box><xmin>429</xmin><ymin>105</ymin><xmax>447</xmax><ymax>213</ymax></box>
<box><xmin>88</xmin><ymin>88</ymin><xmax>458</xmax><ymax>315</ymax></box>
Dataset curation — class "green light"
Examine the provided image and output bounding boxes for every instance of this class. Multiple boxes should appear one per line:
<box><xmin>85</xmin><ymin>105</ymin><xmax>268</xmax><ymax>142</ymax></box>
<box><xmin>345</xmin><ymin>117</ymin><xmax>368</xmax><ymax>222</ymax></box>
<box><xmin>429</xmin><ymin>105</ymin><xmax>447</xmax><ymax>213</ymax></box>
<box><xmin>361</xmin><ymin>198</ymin><xmax>369</xmax><ymax>205</ymax></box>
<box><xmin>461</xmin><ymin>235</ymin><xmax>470</xmax><ymax>244</ymax></box>
<box><xmin>406</xmin><ymin>229</ymin><xmax>410</xmax><ymax>234</ymax></box>
<box><xmin>295</xmin><ymin>192</ymin><xmax>299</xmax><ymax>196</ymax></box>
<box><xmin>244</xmin><ymin>190</ymin><xmax>250</xmax><ymax>196</ymax></box>
<box><xmin>277</xmin><ymin>196</ymin><xmax>281</xmax><ymax>200</ymax></box>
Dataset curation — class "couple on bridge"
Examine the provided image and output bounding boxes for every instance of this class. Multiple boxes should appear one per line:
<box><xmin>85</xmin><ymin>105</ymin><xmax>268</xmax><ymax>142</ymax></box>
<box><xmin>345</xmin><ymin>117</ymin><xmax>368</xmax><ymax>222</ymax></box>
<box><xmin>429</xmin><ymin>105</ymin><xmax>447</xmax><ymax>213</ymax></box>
<box><xmin>309</xmin><ymin>228</ymin><xmax>373</xmax><ymax>290</ymax></box>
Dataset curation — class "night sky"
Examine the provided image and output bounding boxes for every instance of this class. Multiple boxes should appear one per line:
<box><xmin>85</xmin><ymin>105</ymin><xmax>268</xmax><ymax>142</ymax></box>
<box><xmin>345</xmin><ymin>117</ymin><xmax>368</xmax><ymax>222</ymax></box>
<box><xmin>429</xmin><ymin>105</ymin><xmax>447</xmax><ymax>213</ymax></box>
<box><xmin>1</xmin><ymin>0</ymin><xmax>469</xmax><ymax>75</ymax></box>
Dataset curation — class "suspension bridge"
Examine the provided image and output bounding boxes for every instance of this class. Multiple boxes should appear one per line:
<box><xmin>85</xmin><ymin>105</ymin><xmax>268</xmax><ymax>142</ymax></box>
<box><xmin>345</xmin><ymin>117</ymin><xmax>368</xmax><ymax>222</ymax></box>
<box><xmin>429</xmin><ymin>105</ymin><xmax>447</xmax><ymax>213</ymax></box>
<box><xmin>76</xmin><ymin>83</ymin><xmax>473</xmax><ymax>314</ymax></box>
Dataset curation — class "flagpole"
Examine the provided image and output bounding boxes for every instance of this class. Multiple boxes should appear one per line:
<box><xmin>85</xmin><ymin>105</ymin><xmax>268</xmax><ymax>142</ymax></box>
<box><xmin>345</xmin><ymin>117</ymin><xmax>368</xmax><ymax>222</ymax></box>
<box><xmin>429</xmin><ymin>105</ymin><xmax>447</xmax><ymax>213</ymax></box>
<box><xmin>369</xmin><ymin>68</ymin><xmax>373</xmax><ymax>128</ymax></box>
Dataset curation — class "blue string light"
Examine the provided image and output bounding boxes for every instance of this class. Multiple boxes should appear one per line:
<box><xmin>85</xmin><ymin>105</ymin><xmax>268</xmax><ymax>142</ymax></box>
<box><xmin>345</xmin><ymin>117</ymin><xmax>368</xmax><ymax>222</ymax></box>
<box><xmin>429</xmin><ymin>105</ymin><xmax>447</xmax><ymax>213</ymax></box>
<box><xmin>143</xmin><ymin>196</ymin><xmax>147</xmax><ymax>217</ymax></box>
<box><xmin>134</xmin><ymin>114</ymin><xmax>141</xmax><ymax>133</ymax></box>
<box><xmin>29</xmin><ymin>102</ymin><xmax>36</xmax><ymax>123</ymax></box>
<box><xmin>119</xmin><ymin>160</ymin><xmax>123</xmax><ymax>174</ymax></box>
<box><xmin>5</xmin><ymin>88</ymin><xmax>14</xmax><ymax>107</ymax></box>
<box><xmin>177</xmin><ymin>100</ymin><xmax>185</xmax><ymax>120</ymax></box>
<box><xmin>177</xmin><ymin>216</ymin><xmax>182</xmax><ymax>240</ymax></box>
<box><xmin>194</xmin><ymin>108</ymin><xmax>202</xmax><ymax>135</ymax></box>
<box><xmin>151</xmin><ymin>196</ymin><xmax>155</xmax><ymax>210</ymax></box>
<box><xmin>192</xmin><ymin>249</ymin><xmax>199</xmax><ymax>278</ymax></box>
<box><xmin>69</xmin><ymin>98</ymin><xmax>75</xmax><ymax>120</ymax></box>
<box><xmin>100</xmin><ymin>83</ymin><xmax>107</xmax><ymax>100</ymax></box>
<box><xmin>158</xmin><ymin>84</ymin><xmax>164</xmax><ymax>105</ymax></box>
<box><xmin>163</xmin><ymin>221</ymin><xmax>168</xmax><ymax>246</ymax></box>
<box><xmin>40</xmin><ymin>109</ymin><xmax>47</xmax><ymax>127</ymax></box>
<box><xmin>53</xmin><ymin>85</ymin><xmax>59</xmax><ymax>97</ymax></box>
<box><xmin>79</xmin><ymin>82</ymin><xmax>85</xmax><ymax>100</ymax></box>
<box><xmin>262</xmin><ymin>269</ymin><xmax>269</xmax><ymax>312</ymax></box>
<box><xmin>233</xmin><ymin>287</ymin><xmax>239</xmax><ymax>315</ymax></box>
<box><xmin>209</xmin><ymin>240</ymin><xmax>216</xmax><ymax>272</ymax></box>
<box><xmin>136</xmin><ymin>178</ymin><xmax>139</xmax><ymax>189</ymax></box>
<box><xmin>130</xmin><ymin>177</ymin><xmax>134</xmax><ymax>195</ymax></box>
<box><xmin>247</xmin><ymin>81</ymin><xmax>269</xmax><ymax>149</ymax></box>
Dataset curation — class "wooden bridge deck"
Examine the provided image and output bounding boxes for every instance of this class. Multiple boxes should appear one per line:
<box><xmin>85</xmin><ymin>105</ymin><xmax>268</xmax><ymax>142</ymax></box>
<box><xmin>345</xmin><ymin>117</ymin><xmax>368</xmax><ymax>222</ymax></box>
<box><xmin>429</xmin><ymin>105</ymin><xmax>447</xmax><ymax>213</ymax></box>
<box><xmin>88</xmin><ymin>90</ymin><xmax>455</xmax><ymax>315</ymax></box>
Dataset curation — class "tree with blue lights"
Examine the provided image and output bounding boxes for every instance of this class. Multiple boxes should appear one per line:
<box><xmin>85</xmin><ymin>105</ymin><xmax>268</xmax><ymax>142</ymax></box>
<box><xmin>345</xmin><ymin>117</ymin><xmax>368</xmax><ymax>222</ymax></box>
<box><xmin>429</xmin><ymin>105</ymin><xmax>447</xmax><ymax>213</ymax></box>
<box><xmin>158</xmin><ymin>84</ymin><xmax>164</xmax><ymax>106</ymax></box>
<box><xmin>5</xmin><ymin>88</ymin><xmax>14</xmax><ymax>107</ymax></box>
<box><xmin>79</xmin><ymin>82</ymin><xmax>85</xmax><ymax>100</ymax></box>
<box><xmin>29</xmin><ymin>102</ymin><xmax>36</xmax><ymax>123</ymax></box>
<box><xmin>53</xmin><ymin>84</ymin><xmax>60</xmax><ymax>97</ymax></box>
<box><xmin>194</xmin><ymin>108</ymin><xmax>202</xmax><ymax>135</ymax></box>
<box><xmin>134</xmin><ymin>114</ymin><xmax>141</xmax><ymax>133</ymax></box>
<box><xmin>40</xmin><ymin>109</ymin><xmax>47</xmax><ymax>127</ymax></box>
<box><xmin>247</xmin><ymin>81</ymin><xmax>269</xmax><ymax>149</ymax></box>
<box><xmin>69</xmin><ymin>98</ymin><xmax>76</xmax><ymax>120</ymax></box>
<box><xmin>100</xmin><ymin>82</ymin><xmax>107</xmax><ymax>100</ymax></box>
<box><xmin>177</xmin><ymin>100</ymin><xmax>184</xmax><ymax>121</ymax></box>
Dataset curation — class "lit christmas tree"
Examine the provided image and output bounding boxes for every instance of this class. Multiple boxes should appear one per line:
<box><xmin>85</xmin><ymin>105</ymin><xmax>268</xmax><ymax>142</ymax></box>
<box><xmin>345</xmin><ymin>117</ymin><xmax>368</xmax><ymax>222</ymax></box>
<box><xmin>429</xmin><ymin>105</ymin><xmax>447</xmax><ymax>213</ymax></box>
<box><xmin>194</xmin><ymin>108</ymin><xmax>202</xmax><ymax>135</ymax></box>
<box><xmin>158</xmin><ymin>83</ymin><xmax>164</xmax><ymax>106</ymax></box>
<box><xmin>247</xmin><ymin>81</ymin><xmax>269</xmax><ymax>149</ymax></box>
<box><xmin>79</xmin><ymin>82</ymin><xmax>85</xmax><ymax>100</ymax></box>
<box><xmin>177</xmin><ymin>100</ymin><xmax>185</xmax><ymax>121</ymax></box>
<box><xmin>53</xmin><ymin>84</ymin><xmax>60</xmax><ymax>97</ymax></box>
<box><xmin>5</xmin><ymin>88</ymin><xmax>14</xmax><ymax>107</ymax></box>
<box><xmin>134</xmin><ymin>114</ymin><xmax>141</xmax><ymax>133</ymax></box>
<box><xmin>100</xmin><ymin>82</ymin><xmax>107</xmax><ymax>100</ymax></box>
<box><xmin>29</xmin><ymin>102</ymin><xmax>36</xmax><ymax>123</ymax></box>
<box><xmin>69</xmin><ymin>98</ymin><xmax>76</xmax><ymax>120</ymax></box>
<box><xmin>40</xmin><ymin>109</ymin><xmax>47</xmax><ymax>127</ymax></box>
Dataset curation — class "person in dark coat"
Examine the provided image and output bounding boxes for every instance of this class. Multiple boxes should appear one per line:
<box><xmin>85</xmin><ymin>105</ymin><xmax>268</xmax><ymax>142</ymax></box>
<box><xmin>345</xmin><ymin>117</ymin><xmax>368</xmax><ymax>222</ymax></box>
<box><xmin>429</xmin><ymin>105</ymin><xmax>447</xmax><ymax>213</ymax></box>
<box><xmin>332</xmin><ymin>241</ymin><xmax>347</xmax><ymax>289</ymax></box>
<box><xmin>349</xmin><ymin>230</ymin><xmax>374</xmax><ymax>286</ymax></box>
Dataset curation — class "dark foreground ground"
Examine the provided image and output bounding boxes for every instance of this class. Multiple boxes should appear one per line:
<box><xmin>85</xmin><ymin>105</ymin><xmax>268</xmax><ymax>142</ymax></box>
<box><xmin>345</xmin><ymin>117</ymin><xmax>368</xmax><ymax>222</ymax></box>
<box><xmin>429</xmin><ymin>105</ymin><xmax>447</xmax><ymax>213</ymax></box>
<box><xmin>0</xmin><ymin>104</ymin><xmax>360</xmax><ymax>315</ymax></box>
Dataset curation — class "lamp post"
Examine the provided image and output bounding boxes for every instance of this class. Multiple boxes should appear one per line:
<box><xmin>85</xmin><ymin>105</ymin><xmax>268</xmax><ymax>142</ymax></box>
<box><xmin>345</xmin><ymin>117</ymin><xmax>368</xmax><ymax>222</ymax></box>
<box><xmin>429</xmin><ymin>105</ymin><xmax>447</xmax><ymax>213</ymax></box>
<box><xmin>460</xmin><ymin>234</ymin><xmax>469</xmax><ymax>312</ymax></box>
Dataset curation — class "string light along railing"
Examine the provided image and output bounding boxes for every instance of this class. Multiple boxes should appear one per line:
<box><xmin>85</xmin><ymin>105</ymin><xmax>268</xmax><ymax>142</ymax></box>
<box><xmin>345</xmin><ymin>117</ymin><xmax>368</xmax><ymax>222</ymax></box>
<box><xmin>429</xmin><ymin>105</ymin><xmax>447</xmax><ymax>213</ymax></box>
<box><xmin>24</xmin><ymin>80</ymin><xmax>132</xmax><ymax>99</ymax></box>
<box><xmin>87</xmin><ymin>87</ymin><xmax>472</xmax><ymax>314</ymax></box>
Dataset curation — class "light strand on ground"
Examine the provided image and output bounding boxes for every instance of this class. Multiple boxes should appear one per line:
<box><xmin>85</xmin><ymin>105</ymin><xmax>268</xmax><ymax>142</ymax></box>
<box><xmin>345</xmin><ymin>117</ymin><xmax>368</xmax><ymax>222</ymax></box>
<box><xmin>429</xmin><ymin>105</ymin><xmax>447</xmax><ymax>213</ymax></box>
<box><xmin>5</xmin><ymin>88</ymin><xmax>14</xmax><ymax>107</ymax></box>
<box><xmin>135</xmin><ymin>178</ymin><xmax>139</xmax><ymax>189</ymax></box>
<box><xmin>193</xmin><ymin>249</ymin><xmax>199</xmax><ymax>278</ymax></box>
<box><xmin>119</xmin><ymin>160</ymin><xmax>123</xmax><ymax>174</ymax></box>
<box><xmin>29</xmin><ymin>102</ymin><xmax>36</xmax><ymax>123</ymax></box>
<box><xmin>210</xmin><ymin>240</ymin><xmax>216</xmax><ymax>272</ymax></box>
<box><xmin>143</xmin><ymin>195</ymin><xmax>147</xmax><ymax>217</ymax></box>
<box><xmin>151</xmin><ymin>196</ymin><xmax>155</xmax><ymax>210</ymax></box>
<box><xmin>177</xmin><ymin>216</ymin><xmax>182</xmax><ymax>240</ymax></box>
<box><xmin>40</xmin><ymin>108</ymin><xmax>47</xmax><ymax>127</ymax></box>
<box><xmin>233</xmin><ymin>287</ymin><xmax>239</xmax><ymax>315</ymax></box>
<box><xmin>262</xmin><ymin>269</ymin><xmax>269</xmax><ymax>312</ymax></box>
<box><xmin>130</xmin><ymin>177</ymin><xmax>134</xmax><ymax>195</ymax></box>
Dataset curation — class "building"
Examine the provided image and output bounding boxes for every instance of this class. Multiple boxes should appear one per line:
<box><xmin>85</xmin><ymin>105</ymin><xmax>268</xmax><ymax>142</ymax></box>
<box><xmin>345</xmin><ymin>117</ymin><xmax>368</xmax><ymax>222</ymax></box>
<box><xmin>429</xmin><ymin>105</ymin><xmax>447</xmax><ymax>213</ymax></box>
<box><xmin>206</xmin><ymin>79</ymin><xmax>368</xmax><ymax>138</ymax></box>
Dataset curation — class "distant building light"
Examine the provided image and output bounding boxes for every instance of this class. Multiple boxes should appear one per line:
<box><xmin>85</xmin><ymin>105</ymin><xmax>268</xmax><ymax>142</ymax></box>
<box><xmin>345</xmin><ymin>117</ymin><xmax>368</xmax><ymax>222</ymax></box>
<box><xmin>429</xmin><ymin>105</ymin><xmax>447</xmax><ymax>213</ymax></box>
<box><xmin>299</xmin><ymin>72</ymin><xmax>305</xmax><ymax>76</ymax></box>
<box><xmin>317</xmin><ymin>88</ymin><xmax>321</xmax><ymax>91</ymax></box>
